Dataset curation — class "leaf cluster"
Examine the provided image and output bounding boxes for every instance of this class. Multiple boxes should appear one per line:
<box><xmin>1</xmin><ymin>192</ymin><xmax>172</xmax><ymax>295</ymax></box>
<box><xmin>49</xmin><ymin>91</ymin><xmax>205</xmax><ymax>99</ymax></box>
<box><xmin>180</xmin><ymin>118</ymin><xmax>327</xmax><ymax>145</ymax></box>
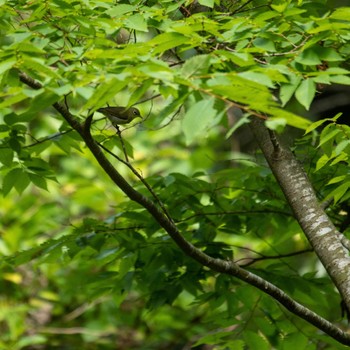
<box><xmin>1</xmin><ymin>0</ymin><xmax>350</xmax><ymax>349</ymax></box>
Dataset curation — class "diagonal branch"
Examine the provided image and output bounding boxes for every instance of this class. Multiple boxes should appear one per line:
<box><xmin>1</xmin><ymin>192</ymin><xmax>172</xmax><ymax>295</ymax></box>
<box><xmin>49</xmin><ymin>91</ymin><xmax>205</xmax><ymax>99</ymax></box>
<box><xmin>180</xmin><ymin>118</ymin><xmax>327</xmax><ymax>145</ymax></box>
<box><xmin>18</xmin><ymin>71</ymin><xmax>350</xmax><ymax>345</ymax></box>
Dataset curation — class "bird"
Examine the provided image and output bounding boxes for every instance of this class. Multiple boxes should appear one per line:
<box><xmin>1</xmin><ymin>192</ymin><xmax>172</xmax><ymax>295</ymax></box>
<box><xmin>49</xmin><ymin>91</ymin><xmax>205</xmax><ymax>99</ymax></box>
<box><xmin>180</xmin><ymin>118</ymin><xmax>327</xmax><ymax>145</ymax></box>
<box><xmin>97</xmin><ymin>106</ymin><xmax>142</xmax><ymax>126</ymax></box>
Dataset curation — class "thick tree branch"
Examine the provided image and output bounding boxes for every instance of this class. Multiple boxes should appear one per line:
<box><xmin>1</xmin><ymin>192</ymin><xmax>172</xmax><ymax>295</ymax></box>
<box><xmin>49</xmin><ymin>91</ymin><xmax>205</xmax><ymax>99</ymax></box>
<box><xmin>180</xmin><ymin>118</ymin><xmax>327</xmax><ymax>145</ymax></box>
<box><xmin>250</xmin><ymin>117</ymin><xmax>350</xmax><ymax>314</ymax></box>
<box><xmin>19</xmin><ymin>72</ymin><xmax>350</xmax><ymax>345</ymax></box>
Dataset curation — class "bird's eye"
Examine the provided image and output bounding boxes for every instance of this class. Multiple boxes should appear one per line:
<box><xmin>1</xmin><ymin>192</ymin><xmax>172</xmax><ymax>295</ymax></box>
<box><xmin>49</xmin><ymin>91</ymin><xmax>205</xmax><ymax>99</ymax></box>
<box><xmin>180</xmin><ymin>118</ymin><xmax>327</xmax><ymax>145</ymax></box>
<box><xmin>133</xmin><ymin>110</ymin><xmax>139</xmax><ymax>115</ymax></box>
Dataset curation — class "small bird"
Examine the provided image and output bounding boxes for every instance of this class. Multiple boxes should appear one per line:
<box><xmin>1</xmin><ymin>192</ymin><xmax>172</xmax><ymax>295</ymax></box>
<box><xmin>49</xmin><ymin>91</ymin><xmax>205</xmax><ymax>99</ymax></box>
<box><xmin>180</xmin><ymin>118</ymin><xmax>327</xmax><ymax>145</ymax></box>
<box><xmin>97</xmin><ymin>106</ymin><xmax>142</xmax><ymax>126</ymax></box>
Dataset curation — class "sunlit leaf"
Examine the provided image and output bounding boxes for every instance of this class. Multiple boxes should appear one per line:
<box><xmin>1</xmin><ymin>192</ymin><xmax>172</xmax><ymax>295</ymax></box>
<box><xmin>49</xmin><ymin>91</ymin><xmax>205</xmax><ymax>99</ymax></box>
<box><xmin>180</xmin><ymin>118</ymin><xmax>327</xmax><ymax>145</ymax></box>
<box><xmin>182</xmin><ymin>98</ymin><xmax>217</xmax><ymax>145</ymax></box>
<box><xmin>82</xmin><ymin>78</ymin><xmax>128</xmax><ymax>111</ymax></box>
<box><xmin>295</xmin><ymin>79</ymin><xmax>316</xmax><ymax>110</ymax></box>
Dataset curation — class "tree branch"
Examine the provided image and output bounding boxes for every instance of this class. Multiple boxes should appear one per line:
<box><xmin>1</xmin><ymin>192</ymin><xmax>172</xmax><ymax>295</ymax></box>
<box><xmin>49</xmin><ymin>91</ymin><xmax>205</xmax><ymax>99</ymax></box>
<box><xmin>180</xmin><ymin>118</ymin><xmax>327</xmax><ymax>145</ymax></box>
<box><xmin>250</xmin><ymin>117</ymin><xmax>350</xmax><ymax>314</ymax></box>
<box><xmin>18</xmin><ymin>71</ymin><xmax>350</xmax><ymax>345</ymax></box>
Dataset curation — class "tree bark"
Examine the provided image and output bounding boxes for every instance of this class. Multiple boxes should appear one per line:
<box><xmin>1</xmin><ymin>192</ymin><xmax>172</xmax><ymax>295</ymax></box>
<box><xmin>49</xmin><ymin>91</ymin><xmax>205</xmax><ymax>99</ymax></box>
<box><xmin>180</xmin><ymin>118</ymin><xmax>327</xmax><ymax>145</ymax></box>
<box><xmin>250</xmin><ymin>117</ymin><xmax>350</xmax><ymax>313</ymax></box>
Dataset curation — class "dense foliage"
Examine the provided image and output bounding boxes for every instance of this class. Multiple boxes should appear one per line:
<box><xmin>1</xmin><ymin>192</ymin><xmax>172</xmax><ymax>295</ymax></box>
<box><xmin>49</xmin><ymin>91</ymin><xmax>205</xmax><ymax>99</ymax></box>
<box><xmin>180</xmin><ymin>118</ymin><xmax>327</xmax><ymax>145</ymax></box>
<box><xmin>1</xmin><ymin>0</ymin><xmax>350</xmax><ymax>349</ymax></box>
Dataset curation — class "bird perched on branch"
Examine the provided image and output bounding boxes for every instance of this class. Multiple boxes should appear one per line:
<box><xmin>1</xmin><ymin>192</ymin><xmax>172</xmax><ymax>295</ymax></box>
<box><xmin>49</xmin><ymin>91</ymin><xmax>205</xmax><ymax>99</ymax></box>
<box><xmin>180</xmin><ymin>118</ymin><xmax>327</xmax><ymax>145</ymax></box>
<box><xmin>97</xmin><ymin>107</ymin><xmax>142</xmax><ymax>126</ymax></box>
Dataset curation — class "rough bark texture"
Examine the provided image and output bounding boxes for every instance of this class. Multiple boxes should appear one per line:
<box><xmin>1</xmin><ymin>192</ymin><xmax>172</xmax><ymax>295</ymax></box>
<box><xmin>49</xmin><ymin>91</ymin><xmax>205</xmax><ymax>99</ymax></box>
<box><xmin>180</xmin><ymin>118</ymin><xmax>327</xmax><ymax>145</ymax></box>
<box><xmin>250</xmin><ymin>117</ymin><xmax>350</xmax><ymax>311</ymax></box>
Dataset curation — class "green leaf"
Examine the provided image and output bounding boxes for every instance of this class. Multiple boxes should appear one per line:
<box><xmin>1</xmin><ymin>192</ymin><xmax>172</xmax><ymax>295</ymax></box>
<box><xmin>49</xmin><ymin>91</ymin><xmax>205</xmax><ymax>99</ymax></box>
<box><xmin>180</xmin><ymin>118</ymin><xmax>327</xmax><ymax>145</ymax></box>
<box><xmin>28</xmin><ymin>173</ymin><xmax>48</xmax><ymax>191</ymax></box>
<box><xmin>265</xmin><ymin>118</ymin><xmax>287</xmax><ymax>133</ymax></box>
<box><xmin>304</xmin><ymin>113</ymin><xmax>341</xmax><ymax>134</ymax></box>
<box><xmin>14</xmin><ymin>170</ymin><xmax>30</xmax><ymax>194</ymax></box>
<box><xmin>113</xmin><ymin>135</ymin><xmax>135</xmax><ymax>159</ymax></box>
<box><xmin>254</xmin><ymin>10</ymin><xmax>280</xmax><ymax>23</ymax></box>
<box><xmin>226</xmin><ymin>115</ymin><xmax>250</xmax><ymax>139</ymax></box>
<box><xmin>118</xmin><ymin>254</ymin><xmax>137</xmax><ymax>278</ymax></box>
<box><xmin>217</xmin><ymin>51</ymin><xmax>255</xmax><ymax>67</ymax></box>
<box><xmin>271</xmin><ymin>3</ymin><xmax>288</xmax><ymax>12</ymax></box>
<box><xmin>193</xmin><ymin>331</ymin><xmax>234</xmax><ymax>347</ymax></box>
<box><xmin>268</xmin><ymin>108</ymin><xmax>311</xmax><ymax>129</ymax></box>
<box><xmin>295</xmin><ymin>79</ymin><xmax>316</xmax><ymax>110</ymax></box>
<box><xmin>318</xmin><ymin>127</ymin><xmax>340</xmax><ymax>148</ymax></box>
<box><xmin>22</xmin><ymin>57</ymin><xmax>60</xmax><ymax>78</ymax></box>
<box><xmin>125</xmin><ymin>14</ymin><xmax>148</xmax><ymax>32</ymax></box>
<box><xmin>0</xmin><ymin>148</ymin><xmax>14</xmax><ymax>166</ymax></box>
<box><xmin>149</xmin><ymin>32</ymin><xmax>188</xmax><ymax>54</ymax></box>
<box><xmin>0</xmin><ymin>58</ymin><xmax>16</xmax><ymax>75</ymax></box>
<box><xmin>182</xmin><ymin>98</ymin><xmax>217</xmax><ymax>145</ymax></box>
<box><xmin>139</xmin><ymin>61</ymin><xmax>173</xmax><ymax>81</ymax></box>
<box><xmin>312</xmin><ymin>74</ymin><xmax>331</xmax><ymax>85</ymax></box>
<box><xmin>317</xmin><ymin>47</ymin><xmax>343</xmax><ymax>62</ymax></box>
<box><xmin>330</xmin><ymin>152</ymin><xmax>348</xmax><ymax>166</ymax></box>
<box><xmin>304</xmin><ymin>119</ymin><xmax>330</xmax><ymax>135</ymax></box>
<box><xmin>155</xmin><ymin>93</ymin><xmax>189</xmax><ymax>123</ymax></box>
<box><xmin>238</xmin><ymin>72</ymin><xmax>275</xmax><ymax>88</ymax></box>
<box><xmin>23</xmin><ymin>90</ymin><xmax>60</xmax><ymax>116</ymax></box>
<box><xmin>9</xmin><ymin>136</ymin><xmax>22</xmax><ymax>153</ymax></box>
<box><xmin>198</xmin><ymin>0</ymin><xmax>214</xmax><ymax>7</ymax></box>
<box><xmin>181</xmin><ymin>54</ymin><xmax>211</xmax><ymax>78</ymax></box>
<box><xmin>25</xmin><ymin>157</ymin><xmax>52</xmax><ymax>173</ymax></box>
<box><xmin>2</xmin><ymin>168</ymin><xmax>29</xmax><ymax>195</ymax></box>
<box><xmin>253</xmin><ymin>37</ymin><xmax>276</xmax><ymax>52</ymax></box>
<box><xmin>295</xmin><ymin>48</ymin><xmax>322</xmax><ymax>65</ymax></box>
<box><xmin>327</xmin><ymin>182</ymin><xmax>350</xmax><ymax>204</ymax></box>
<box><xmin>325</xmin><ymin>68</ymin><xmax>350</xmax><ymax>75</ymax></box>
<box><xmin>244</xmin><ymin>330</ymin><xmax>269</xmax><ymax>350</ymax></box>
<box><xmin>335</xmin><ymin>139</ymin><xmax>350</xmax><ymax>156</ymax></box>
<box><xmin>16</xmin><ymin>335</ymin><xmax>47</xmax><ymax>348</ymax></box>
<box><xmin>282</xmin><ymin>332</ymin><xmax>309</xmax><ymax>350</ymax></box>
<box><xmin>279</xmin><ymin>76</ymin><xmax>302</xmax><ymax>106</ymax></box>
<box><xmin>126</xmin><ymin>79</ymin><xmax>154</xmax><ymax>107</ymax></box>
<box><xmin>0</xmin><ymin>92</ymin><xmax>28</xmax><ymax>109</ymax></box>
<box><xmin>82</xmin><ymin>78</ymin><xmax>128</xmax><ymax>112</ymax></box>
<box><xmin>330</xmin><ymin>7</ymin><xmax>350</xmax><ymax>20</ymax></box>
<box><xmin>209</xmin><ymin>75</ymin><xmax>272</xmax><ymax>108</ymax></box>
<box><xmin>106</xmin><ymin>4</ymin><xmax>136</xmax><ymax>17</ymax></box>
<box><xmin>315</xmin><ymin>154</ymin><xmax>330</xmax><ymax>172</ymax></box>
<box><xmin>329</xmin><ymin>75</ymin><xmax>350</xmax><ymax>85</ymax></box>
<box><xmin>327</xmin><ymin>175</ymin><xmax>346</xmax><ymax>185</ymax></box>
<box><xmin>308</xmin><ymin>21</ymin><xmax>350</xmax><ymax>34</ymax></box>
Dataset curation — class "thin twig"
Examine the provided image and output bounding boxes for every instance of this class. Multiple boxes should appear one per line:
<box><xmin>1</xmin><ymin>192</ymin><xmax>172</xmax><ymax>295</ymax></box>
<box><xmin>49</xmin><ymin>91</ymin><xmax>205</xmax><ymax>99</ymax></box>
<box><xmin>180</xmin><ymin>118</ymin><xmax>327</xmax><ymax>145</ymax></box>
<box><xmin>231</xmin><ymin>0</ymin><xmax>255</xmax><ymax>14</ymax></box>
<box><xmin>97</xmin><ymin>141</ymin><xmax>174</xmax><ymax>224</ymax></box>
<box><xmin>115</xmin><ymin>125</ymin><xmax>129</xmax><ymax>162</ymax></box>
<box><xmin>178</xmin><ymin>209</ymin><xmax>292</xmax><ymax>222</ymax></box>
<box><xmin>237</xmin><ymin>248</ymin><xmax>314</xmax><ymax>267</ymax></box>
<box><xmin>147</xmin><ymin>106</ymin><xmax>182</xmax><ymax>131</ymax></box>
<box><xmin>23</xmin><ymin>129</ymin><xmax>74</xmax><ymax>148</ymax></box>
